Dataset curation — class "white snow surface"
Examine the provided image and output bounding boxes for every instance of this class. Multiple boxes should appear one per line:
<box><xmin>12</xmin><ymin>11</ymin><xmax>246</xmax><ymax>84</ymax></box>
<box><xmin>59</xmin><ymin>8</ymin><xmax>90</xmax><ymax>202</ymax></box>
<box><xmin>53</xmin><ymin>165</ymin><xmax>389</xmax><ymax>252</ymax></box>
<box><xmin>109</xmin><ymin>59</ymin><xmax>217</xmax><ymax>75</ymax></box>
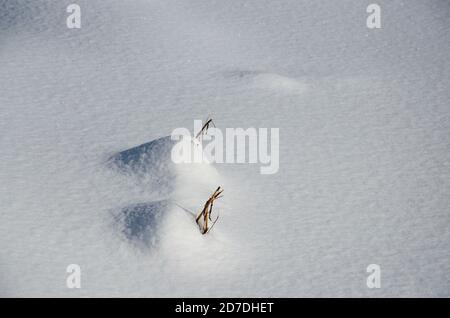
<box><xmin>0</xmin><ymin>0</ymin><xmax>449</xmax><ymax>297</ymax></box>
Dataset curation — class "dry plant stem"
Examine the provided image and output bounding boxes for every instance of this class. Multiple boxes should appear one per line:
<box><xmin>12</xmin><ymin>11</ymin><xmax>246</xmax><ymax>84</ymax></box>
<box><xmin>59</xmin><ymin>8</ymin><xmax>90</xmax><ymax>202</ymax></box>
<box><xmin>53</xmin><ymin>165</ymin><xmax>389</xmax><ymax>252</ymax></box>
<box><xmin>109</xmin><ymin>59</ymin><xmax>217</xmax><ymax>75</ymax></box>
<box><xmin>195</xmin><ymin>118</ymin><xmax>215</xmax><ymax>140</ymax></box>
<box><xmin>196</xmin><ymin>186</ymin><xmax>223</xmax><ymax>234</ymax></box>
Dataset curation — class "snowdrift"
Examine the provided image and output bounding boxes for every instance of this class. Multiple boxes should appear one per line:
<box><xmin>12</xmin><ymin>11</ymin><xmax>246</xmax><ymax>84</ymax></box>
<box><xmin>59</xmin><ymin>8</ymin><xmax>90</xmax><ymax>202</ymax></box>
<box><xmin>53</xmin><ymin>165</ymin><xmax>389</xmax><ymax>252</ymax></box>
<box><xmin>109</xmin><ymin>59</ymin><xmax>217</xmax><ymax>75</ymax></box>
<box><xmin>108</xmin><ymin>134</ymin><xmax>223</xmax><ymax>249</ymax></box>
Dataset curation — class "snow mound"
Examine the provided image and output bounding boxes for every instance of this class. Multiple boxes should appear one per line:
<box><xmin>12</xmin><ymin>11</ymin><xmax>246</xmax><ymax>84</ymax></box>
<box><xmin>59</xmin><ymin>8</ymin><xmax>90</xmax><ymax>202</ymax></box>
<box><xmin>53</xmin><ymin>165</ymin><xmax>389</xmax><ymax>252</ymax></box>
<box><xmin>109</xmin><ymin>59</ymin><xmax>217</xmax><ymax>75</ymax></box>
<box><xmin>109</xmin><ymin>136</ymin><xmax>176</xmax><ymax>174</ymax></box>
<box><xmin>108</xmin><ymin>134</ymin><xmax>224</xmax><ymax>249</ymax></box>
<box><xmin>113</xmin><ymin>200</ymin><xmax>195</xmax><ymax>250</ymax></box>
<box><xmin>114</xmin><ymin>200</ymin><xmax>170</xmax><ymax>248</ymax></box>
<box><xmin>223</xmin><ymin>69</ymin><xmax>306</xmax><ymax>94</ymax></box>
<box><xmin>108</xmin><ymin>136</ymin><xmax>177</xmax><ymax>195</ymax></box>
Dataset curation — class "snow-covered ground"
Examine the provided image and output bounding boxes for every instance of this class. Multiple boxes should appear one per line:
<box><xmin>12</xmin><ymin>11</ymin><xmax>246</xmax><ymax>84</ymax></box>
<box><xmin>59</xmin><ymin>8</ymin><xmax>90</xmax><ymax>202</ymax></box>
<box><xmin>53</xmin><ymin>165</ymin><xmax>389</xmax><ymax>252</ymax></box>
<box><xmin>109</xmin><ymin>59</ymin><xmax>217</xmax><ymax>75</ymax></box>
<box><xmin>0</xmin><ymin>0</ymin><xmax>449</xmax><ymax>297</ymax></box>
